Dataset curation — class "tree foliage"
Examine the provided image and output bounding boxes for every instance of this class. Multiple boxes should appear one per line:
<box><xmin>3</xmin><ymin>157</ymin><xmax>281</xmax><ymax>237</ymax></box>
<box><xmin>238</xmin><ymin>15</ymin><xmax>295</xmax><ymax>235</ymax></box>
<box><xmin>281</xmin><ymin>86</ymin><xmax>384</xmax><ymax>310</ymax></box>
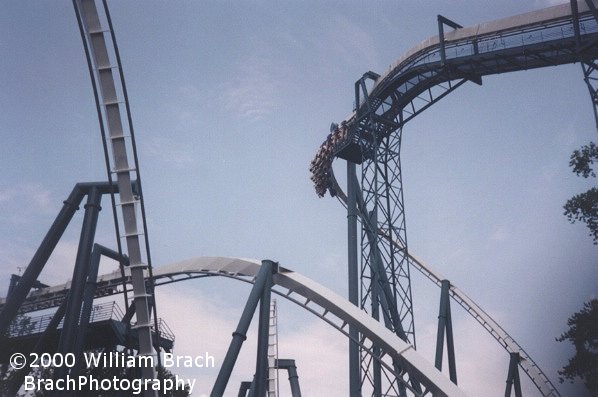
<box><xmin>556</xmin><ymin>299</ymin><xmax>598</xmax><ymax>396</ymax></box>
<box><xmin>564</xmin><ymin>142</ymin><xmax>598</xmax><ymax>244</ymax></box>
<box><xmin>569</xmin><ymin>142</ymin><xmax>598</xmax><ymax>178</ymax></box>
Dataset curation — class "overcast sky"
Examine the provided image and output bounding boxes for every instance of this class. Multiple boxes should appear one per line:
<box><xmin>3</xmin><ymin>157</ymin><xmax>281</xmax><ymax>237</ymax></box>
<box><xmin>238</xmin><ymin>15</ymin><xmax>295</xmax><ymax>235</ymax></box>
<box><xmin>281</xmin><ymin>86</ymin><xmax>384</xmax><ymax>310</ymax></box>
<box><xmin>1</xmin><ymin>0</ymin><xmax>597</xmax><ymax>396</ymax></box>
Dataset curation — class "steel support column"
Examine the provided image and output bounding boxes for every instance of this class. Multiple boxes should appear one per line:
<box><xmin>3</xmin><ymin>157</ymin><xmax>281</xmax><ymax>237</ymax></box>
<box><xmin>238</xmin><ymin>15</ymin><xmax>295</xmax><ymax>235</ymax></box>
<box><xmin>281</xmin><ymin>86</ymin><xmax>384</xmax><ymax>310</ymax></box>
<box><xmin>505</xmin><ymin>353</ymin><xmax>523</xmax><ymax>397</ymax></box>
<box><xmin>251</xmin><ymin>260</ymin><xmax>274</xmax><ymax>397</ymax></box>
<box><xmin>275</xmin><ymin>359</ymin><xmax>302</xmax><ymax>397</ymax></box>
<box><xmin>434</xmin><ymin>279</ymin><xmax>457</xmax><ymax>384</ymax></box>
<box><xmin>371</xmin><ymin>279</ymin><xmax>382</xmax><ymax>397</ymax></box>
<box><xmin>351</xmin><ymin>72</ymin><xmax>417</xmax><ymax>396</ymax></box>
<box><xmin>55</xmin><ymin>187</ymin><xmax>102</xmax><ymax>392</ymax></box>
<box><xmin>0</xmin><ymin>185</ymin><xmax>85</xmax><ymax>335</ymax></box>
<box><xmin>58</xmin><ymin>186</ymin><xmax>102</xmax><ymax>358</ymax></box>
<box><xmin>347</xmin><ymin>161</ymin><xmax>361</xmax><ymax>396</ymax></box>
<box><xmin>72</xmin><ymin>244</ymin><xmax>128</xmax><ymax>376</ymax></box>
<box><xmin>580</xmin><ymin>61</ymin><xmax>598</xmax><ymax>131</ymax></box>
<box><xmin>438</xmin><ymin>15</ymin><xmax>463</xmax><ymax>66</ymax></box>
<box><xmin>211</xmin><ymin>260</ymin><xmax>276</xmax><ymax>397</ymax></box>
<box><xmin>238</xmin><ymin>382</ymin><xmax>252</xmax><ymax>397</ymax></box>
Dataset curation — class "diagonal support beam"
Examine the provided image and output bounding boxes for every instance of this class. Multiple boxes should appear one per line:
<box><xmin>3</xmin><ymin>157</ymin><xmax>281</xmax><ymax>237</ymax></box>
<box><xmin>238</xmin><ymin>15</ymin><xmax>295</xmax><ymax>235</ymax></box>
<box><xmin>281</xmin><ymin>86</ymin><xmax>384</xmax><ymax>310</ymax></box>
<box><xmin>438</xmin><ymin>15</ymin><xmax>463</xmax><ymax>66</ymax></box>
<box><xmin>0</xmin><ymin>182</ymin><xmax>116</xmax><ymax>337</ymax></box>
<box><xmin>349</xmin><ymin>168</ymin><xmax>422</xmax><ymax>395</ymax></box>
<box><xmin>504</xmin><ymin>353</ymin><xmax>523</xmax><ymax>397</ymax></box>
<box><xmin>434</xmin><ymin>279</ymin><xmax>457</xmax><ymax>384</ymax></box>
<box><xmin>250</xmin><ymin>260</ymin><xmax>274</xmax><ymax>397</ymax></box>
<box><xmin>346</xmin><ymin>161</ymin><xmax>361</xmax><ymax>396</ymax></box>
<box><xmin>211</xmin><ymin>260</ymin><xmax>277</xmax><ymax>397</ymax></box>
<box><xmin>57</xmin><ymin>186</ymin><xmax>102</xmax><ymax>359</ymax></box>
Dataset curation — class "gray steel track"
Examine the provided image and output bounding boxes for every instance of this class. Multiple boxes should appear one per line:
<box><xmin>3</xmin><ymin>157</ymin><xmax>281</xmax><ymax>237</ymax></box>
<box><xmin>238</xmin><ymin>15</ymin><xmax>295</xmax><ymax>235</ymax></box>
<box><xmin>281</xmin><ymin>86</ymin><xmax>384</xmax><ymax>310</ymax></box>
<box><xmin>73</xmin><ymin>1</ymin><xmax>157</xmax><ymax>394</ymax></box>
<box><xmin>306</xmin><ymin>3</ymin><xmax>598</xmax><ymax>396</ymax></box>
<box><xmin>6</xmin><ymin>257</ymin><xmax>466</xmax><ymax>397</ymax></box>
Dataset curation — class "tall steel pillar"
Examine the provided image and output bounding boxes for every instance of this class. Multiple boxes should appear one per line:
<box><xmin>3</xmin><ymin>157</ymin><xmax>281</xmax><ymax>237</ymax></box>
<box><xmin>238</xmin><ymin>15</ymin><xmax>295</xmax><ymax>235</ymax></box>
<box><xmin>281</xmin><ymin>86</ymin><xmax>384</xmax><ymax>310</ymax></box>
<box><xmin>353</xmin><ymin>73</ymin><xmax>416</xmax><ymax>395</ymax></box>
<box><xmin>359</xmin><ymin>127</ymin><xmax>414</xmax><ymax>343</ymax></box>
<box><xmin>347</xmin><ymin>161</ymin><xmax>361</xmax><ymax>396</ymax></box>
<box><xmin>57</xmin><ymin>186</ymin><xmax>102</xmax><ymax>358</ymax></box>
<box><xmin>435</xmin><ymin>280</ymin><xmax>457</xmax><ymax>384</ymax></box>
<box><xmin>581</xmin><ymin>61</ymin><xmax>598</xmax><ymax>131</ymax></box>
<box><xmin>504</xmin><ymin>353</ymin><xmax>523</xmax><ymax>397</ymax></box>
<box><xmin>0</xmin><ymin>185</ymin><xmax>86</xmax><ymax>335</ymax></box>
<box><xmin>211</xmin><ymin>260</ymin><xmax>277</xmax><ymax>397</ymax></box>
<box><xmin>571</xmin><ymin>0</ymin><xmax>598</xmax><ymax>132</ymax></box>
<box><xmin>275</xmin><ymin>359</ymin><xmax>302</xmax><ymax>397</ymax></box>
<box><xmin>55</xmin><ymin>187</ymin><xmax>102</xmax><ymax>390</ymax></box>
<box><xmin>251</xmin><ymin>261</ymin><xmax>273</xmax><ymax>397</ymax></box>
<box><xmin>73</xmin><ymin>2</ymin><xmax>159</xmax><ymax>394</ymax></box>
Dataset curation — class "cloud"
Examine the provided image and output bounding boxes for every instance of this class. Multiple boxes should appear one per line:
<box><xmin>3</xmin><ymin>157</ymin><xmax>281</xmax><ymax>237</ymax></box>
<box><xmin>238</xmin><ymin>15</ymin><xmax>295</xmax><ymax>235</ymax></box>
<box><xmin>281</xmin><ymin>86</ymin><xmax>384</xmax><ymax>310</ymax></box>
<box><xmin>42</xmin><ymin>239</ymin><xmax>83</xmax><ymax>286</ymax></box>
<box><xmin>0</xmin><ymin>183</ymin><xmax>55</xmax><ymax>224</ymax></box>
<box><xmin>303</xmin><ymin>14</ymin><xmax>379</xmax><ymax>75</ymax></box>
<box><xmin>155</xmin><ymin>284</ymin><xmax>254</xmax><ymax>396</ymax></box>
<box><xmin>144</xmin><ymin>137</ymin><xmax>195</xmax><ymax>168</ymax></box>
<box><xmin>0</xmin><ymin>238</ymin><xmax>80</xmax><ymax>298</ymax></box>
<box><xmin>221</xmin><ymin>56</ymin><xmax>279</xmax><ymax>122</ymax></box>
<box><xmin>534</xmin><ymin>0</ymin><xmax>568</xmax><ymax>7</ymax></box>
<box><xmin>490</xmin><ymin>226</ymin><xmax>509</xmax><ymax>242</ymax></box>
<box><xmin>325</xmin><ymin>15</ymin><xmax>379</xmax><ymax>68</ymax></box>
<box><xmin>277</xmin><ymin>312</ymin><xmax>348</xmax><ymax>396</ymax></box>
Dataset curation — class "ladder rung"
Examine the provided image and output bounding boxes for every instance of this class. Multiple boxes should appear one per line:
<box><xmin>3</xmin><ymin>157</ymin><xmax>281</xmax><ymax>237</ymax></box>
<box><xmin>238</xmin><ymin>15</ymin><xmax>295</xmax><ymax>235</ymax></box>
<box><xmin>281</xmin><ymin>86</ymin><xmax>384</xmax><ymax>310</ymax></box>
<box><xmin>103</xmin><ymin>100</ymin><xmax>124</xmax><ymax>106</ymax></box>
<box><xmin>129</xmin><ymin>263</ymin><xmax>148</xmax><ymax>270</ymax></box>
<box><xmin>121</xmin><ymin>231</ymin><xmax>144</xmax><ymax>238</ymax></box>
<box><xmin>109</xmin><ymin>134</ymin><xmax>131</xmax><ymax>140</ymax></box>
<box><xmin>130</xmin><ymin>321</ymin><xmax>153</xmax><ymax>329</ymax></box>
<box><xmin>130</xmin><ymin>291</ymin><xmax>152</xmax><ymax>298</ymax></box>
<box><xmin>96</xmin><ymin>65</ymin><xmax>118</xmax><ymax>71</ymax></box>
<box><xmin>112</xmin><ymin>167</ymin><xmax>137</xmax><ymax>174</ymax></box>
<box><xmin>88</xmin><ymin>28</ymin><xmax>109</xmax><ymax>35</ymax></box>
<box><xmin>116</xmin><ymin>199</ymin><xmax>139</xmax><ymax>206</ymax></box>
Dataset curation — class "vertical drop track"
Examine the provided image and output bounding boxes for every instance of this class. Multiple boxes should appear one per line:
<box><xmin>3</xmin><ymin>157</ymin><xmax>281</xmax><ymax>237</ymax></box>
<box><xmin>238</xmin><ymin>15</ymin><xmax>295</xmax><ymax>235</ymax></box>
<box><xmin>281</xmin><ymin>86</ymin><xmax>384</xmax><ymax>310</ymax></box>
<box><xmin>73</xmin><ymin>1</ymin><xmax>159</xmax><ymax>394</ymax></box>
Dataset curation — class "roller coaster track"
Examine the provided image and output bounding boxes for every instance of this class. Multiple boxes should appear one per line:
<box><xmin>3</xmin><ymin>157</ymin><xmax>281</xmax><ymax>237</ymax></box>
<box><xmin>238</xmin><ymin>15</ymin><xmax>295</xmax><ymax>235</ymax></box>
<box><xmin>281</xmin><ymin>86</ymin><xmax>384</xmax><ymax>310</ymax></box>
<box><xmin>310</xmin><ymin>1</ymin><xmax>598</xmax><ymax>194</ymax></box>
<box><xmin>367</xmin><ymin>0</ymin><xmax>598</xmax><ymax>134</ymax></box>
<box><xmin>3</xmin><ymin>257</ymin><xmax>465</xmax><ymax>396</ymax></box>
<box><xmin>0</xmin><ymin>237</ymin><xmax>558</xmax><ymax>396</ymax></box>
<box><xmin>307</xmin><ymin>2</ymin><xmax>598</xmax><ymax>396</ymax></box>
<box><xmin>72</xmin><ymin>0</ymin><xmax>158</xmax><ymax>389</ymax></box>
<box><xmin>0</xmin><ymin>2</ymin><xmax>159</xmax><ymax>394</ymax></box>
<box><xmin>329</xmin><ymin>175</ymin><xmax>558</xmax><ymax>397</ymax></box>
<box><xmin>3</xmin><ymin>2</ymin><xmax>591</xmax><ymax>396</ymax></box>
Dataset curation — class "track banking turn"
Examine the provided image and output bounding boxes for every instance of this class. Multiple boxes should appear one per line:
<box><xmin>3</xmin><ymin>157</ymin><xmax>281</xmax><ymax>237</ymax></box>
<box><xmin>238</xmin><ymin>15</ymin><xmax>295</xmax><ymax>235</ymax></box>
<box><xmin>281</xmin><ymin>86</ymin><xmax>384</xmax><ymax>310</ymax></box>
<box><xmin>310</xmin><ymin>1</ymin><xmax>598</xmax><ymax>396</ymax></box>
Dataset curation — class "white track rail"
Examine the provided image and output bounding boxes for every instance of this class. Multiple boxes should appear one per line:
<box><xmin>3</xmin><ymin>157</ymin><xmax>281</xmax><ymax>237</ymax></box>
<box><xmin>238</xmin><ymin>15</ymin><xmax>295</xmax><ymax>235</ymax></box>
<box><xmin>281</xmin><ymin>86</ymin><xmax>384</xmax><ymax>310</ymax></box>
<box><xmin>11</xmin><ymin>246</ymin><xmax>556</xmax><ymax>394</ymax></box>
<box><xmin>74</xmin><ymin>0</ymin><xmax>156</xmax><ymax>390</ymax></box>
<box><xmin>81</xmin><ymin>257</ymin><xmax>467</xmax><ymax>397</ymax></box>
<box><xmin>372</xmin><ymin>0</ymin><xmax>598</xmax><ymax>100</ymax></box>
<box><xmin>310</xmin><ymin>2</ymin><xmax>595</xmax><ymax>395</ymax></box>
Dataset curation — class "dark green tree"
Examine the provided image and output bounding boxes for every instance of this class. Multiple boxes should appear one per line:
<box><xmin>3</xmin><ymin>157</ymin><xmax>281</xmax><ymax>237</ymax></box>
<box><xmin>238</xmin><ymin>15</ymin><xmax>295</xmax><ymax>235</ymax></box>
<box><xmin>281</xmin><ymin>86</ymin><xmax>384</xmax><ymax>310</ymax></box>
<box><xmin>556</xmin><ymin>299</ymin><xmax>598</xmax><ymax>396</ymax></box>
<box><xmin>564</xmin><ymin>142</ymin><xmax>598</xmax><ymax>244</ymax></box>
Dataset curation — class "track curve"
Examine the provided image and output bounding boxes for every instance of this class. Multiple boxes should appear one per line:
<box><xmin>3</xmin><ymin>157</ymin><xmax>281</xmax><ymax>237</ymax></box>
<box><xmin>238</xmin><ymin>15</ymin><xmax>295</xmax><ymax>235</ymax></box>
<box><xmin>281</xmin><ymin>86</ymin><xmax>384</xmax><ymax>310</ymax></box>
<box><xmin>310</xmin><ymin>1</ymin><xmax>598</xmax><ymax>196</ymax></box>
<box><xmin>14</xmin><ymin>257</ymin><xmax>466</xmax><ymax>397</ymax></box>
<box><xmin>329</xmin><ymin>166</ymin><xmax>559</xmax><ymax>397</ymax></box>
<box><xmin>307</xmin><ymin>2</ymin><xmax>598</xmax><ymax>395</ymax></box>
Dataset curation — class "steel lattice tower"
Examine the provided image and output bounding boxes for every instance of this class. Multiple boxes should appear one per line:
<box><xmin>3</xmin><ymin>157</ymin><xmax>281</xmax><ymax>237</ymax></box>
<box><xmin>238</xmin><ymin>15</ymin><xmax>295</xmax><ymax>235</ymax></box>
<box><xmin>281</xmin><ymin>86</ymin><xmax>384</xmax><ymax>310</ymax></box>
<box><xmin>353</xmin><ymin>74</ymin><xmax>416</xmax><ymax>396</ymax></box>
